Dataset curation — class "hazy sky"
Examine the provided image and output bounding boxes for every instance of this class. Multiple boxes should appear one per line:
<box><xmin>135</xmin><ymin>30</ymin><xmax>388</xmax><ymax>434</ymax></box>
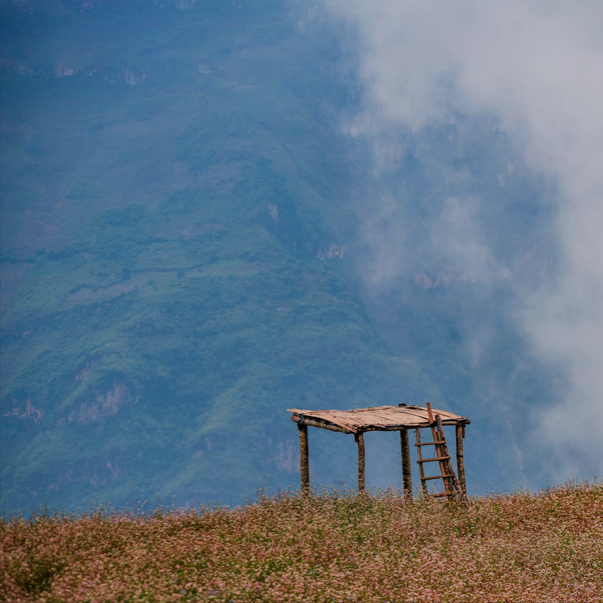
<box><xmin>321</xmin><ymin>0</ymin><xmax>603</xmax><ymax>480</ymax></box>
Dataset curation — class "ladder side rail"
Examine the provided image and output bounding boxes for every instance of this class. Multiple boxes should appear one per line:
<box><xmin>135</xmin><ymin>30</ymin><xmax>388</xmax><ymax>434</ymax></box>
<box><xmin>435</xmin><ymin>415</ymin><xmax>467</xmax><ymax>504</ymax></box>
<box><xmin>432</xmin><ymin>420</ymin><xmax>456</xmax><ymax>494</ymax></box>
<box><xmin>426</xmin><ymin>403</ymin><xmax>452</xmax><ymax>495</ymax></box>
<box><xmin>434</xmin><ymin>415</ymin><xmax>460</xmax><ymax>493</ymax></box>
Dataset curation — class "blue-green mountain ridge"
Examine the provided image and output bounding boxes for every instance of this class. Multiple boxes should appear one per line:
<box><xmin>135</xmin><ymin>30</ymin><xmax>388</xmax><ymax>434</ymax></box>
<box><xmin>1</xmin><ymin>0</ymin><xmax>555</xmax><ymax>514</ymax></box>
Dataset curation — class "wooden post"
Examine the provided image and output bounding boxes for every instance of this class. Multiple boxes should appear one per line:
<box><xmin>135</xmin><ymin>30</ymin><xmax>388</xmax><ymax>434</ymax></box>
<box><xmin>355</xmin><ymin>432</ymin><xmax>365</xmax><ymax>492</ymax></box>
<box><xmin>400</xmin><ymin>428</ymin><xmax>412</xmax><ymax>496</ymax></box>
<box><xmin>456</xmin><ymin>424</ymin><xmax>466</xmax><ymax>494</ymax></box>
<box><xmin>435</xmin><ymin>415</ymin><xmax>466</xmax><ymax>503</ymax></box>
<box><xmin>298</xmin><ymin>424</ymin><xmax>310</xmax><ymax>494</ymax></box>
<box><xmin>415</xmin><ymin>427</ymin><xmax>428</xmax><ymax>495</ymax></box>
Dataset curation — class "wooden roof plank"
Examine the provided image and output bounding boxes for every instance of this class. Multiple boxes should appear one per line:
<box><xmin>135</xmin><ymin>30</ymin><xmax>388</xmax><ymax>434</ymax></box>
<box><xmin>293</xmin><ymin>410</ymin><xmax>358</xmax><ymax>433</ymax></box>
<box><xmin>287</xmin><ymin>405</ymin><xmax>468</xmax><ymax>430</ymax></box>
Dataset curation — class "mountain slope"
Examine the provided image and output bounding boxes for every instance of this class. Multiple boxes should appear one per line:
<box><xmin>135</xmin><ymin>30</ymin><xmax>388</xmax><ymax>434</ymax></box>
<box><xmin>1</xmin><ymin>0</ymin><xmax>446</xmax><ymax>513</ymax></box>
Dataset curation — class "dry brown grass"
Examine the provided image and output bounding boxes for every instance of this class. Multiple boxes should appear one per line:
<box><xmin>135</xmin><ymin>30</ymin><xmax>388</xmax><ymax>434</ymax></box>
<box><xmin>1</xmin><ymin>480</ymin><xmax>602</xmax><ymax>602</ymax></box>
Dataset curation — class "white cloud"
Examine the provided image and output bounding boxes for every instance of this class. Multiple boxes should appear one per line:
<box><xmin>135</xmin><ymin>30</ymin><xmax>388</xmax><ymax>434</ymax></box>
<box><xmin>324</xmin><ymin>0</ymin><xmax>603</xmax><ymax>480</ymax></box>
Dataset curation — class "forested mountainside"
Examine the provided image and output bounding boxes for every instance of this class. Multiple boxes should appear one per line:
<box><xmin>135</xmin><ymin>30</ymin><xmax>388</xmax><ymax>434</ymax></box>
<box><xmin>1</xmin><ymin>0</ymin><xmax>554</xmax><ymax>514</ymax></box>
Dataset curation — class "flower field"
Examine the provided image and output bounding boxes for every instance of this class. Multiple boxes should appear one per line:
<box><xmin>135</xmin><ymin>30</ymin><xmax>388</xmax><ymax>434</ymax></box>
<box><xmin>1</xmin><ymin>480</ymin><xmax>602</xmax><ymax>603</ymax></box>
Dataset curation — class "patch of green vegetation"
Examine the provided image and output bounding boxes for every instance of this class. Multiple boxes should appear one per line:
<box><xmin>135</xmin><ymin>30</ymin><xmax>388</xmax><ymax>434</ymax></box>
<box><xmin>1</xmin><ymin>0</ymin><xmax>540</xmax><ymax>515</ymax></box>
<box><xmin>0</xmin><ymin>1</ymin><xmax>435</xmax><ymax>514</ymax></box>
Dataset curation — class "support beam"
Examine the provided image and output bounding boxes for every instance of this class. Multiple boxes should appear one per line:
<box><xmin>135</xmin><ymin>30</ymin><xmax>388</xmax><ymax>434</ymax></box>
<box><xmin>290</xmin><ymin>414</ymin><xmax>468</xmax><ymax>434</ymax></box>
<box><xmin>298</xmin><ymin>424</ymin><xmax>310</xmax><ymax>494</ymax></box>
<box><xmin>456</xmin><ymin>424</ymin><xmax>466</xmax><ymax>494</ymax></box>
<box><xmin>291</xmin><ymin>415</ymin><xmax>352</xmax><ymax>434</ymax></box>
<box><xmin>355</xmin><ymin>432</ymin><xmax>365</xmax><ymax>492</ymax></box>
<box><xmin>400</xmin><ymin>429</ymin><xmax>412</xmax><ymax>496</ymax></box>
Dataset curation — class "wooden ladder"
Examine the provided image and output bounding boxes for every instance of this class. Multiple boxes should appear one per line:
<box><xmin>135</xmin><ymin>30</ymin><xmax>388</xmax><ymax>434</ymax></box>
<box><xmin>415</xmin><ymin>403</ymin><xmax>465</xmax><ymax>501</ymax></box>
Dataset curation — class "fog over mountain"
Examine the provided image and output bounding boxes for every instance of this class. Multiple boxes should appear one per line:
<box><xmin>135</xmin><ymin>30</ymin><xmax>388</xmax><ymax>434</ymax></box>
<box><xmin>1</xmin><ymin>0</ymin><xmax>600</xmax><ymax>515</ymax></box>
<box><xmin>323</xmin><ymin>0</ymin><xmax>603</xmax><ymax>481</ymax></box>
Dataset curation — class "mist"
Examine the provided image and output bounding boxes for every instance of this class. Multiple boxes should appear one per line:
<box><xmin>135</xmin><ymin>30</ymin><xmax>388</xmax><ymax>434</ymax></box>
<box><xmin>319</xmin><ymin>0</ymin><xmax>603</xmax><ymax>482</ymax></box>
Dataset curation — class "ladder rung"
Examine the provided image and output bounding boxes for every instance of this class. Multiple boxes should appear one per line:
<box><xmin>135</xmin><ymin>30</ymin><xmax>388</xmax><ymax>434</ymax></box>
<box><xmin>421</xmin><ymin>474</ymin><xmax>455</xmax><ymax>481</ymax></box>
<box><xmin>415</xmin><ymin>441</ymin><xmax>443</xmax><ymax>446</ymax></box>
<box><xmin>430</xmin><ymin>492</ymin><xmax>457</xmax><ymax>498</ymax></box>
<box><xmin>417</xmin><ymin>456</ymin><xmax>451</xmax><ymax>463</ymax></box>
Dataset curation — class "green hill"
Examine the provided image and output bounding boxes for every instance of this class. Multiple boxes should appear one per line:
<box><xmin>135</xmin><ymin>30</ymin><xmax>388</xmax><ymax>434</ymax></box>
<box><xmin>0</xmin><ymin>0</ymin><xmax>447</xmax><ymax>513</ymax></box>
<box><xmin>1</xmin><ymin>1</ymin><xmax>558</xmax><ymax>514</ymax></box>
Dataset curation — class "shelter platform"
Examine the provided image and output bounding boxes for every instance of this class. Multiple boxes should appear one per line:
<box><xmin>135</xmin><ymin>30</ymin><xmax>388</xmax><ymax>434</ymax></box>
<box><xmin>287</xmin><ymin>403</ymin><xmax>470</xmax><ymax>497</ymax></box>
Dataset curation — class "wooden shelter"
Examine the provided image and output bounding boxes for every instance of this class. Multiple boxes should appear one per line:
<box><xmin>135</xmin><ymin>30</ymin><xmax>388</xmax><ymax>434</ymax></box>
<box><xmin>288</xmin><ymin>403</ymin><xmax>470</xmax><ymax>497</ymax></box>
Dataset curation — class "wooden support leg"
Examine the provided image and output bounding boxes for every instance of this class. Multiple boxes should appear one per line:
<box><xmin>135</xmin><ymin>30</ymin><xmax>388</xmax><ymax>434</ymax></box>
<box><xmin>400</xmin><ymin>429</ymin><xmax>412</xmax><ymax>497</ymax></box>
<box><xmin>355</xmin><ymin>432</ymin><xmax>365</xmax><ymax>492</ymax></box>
<box><xmin>298</xmin><ymin>424</ymin><xmax>310</xmax><ymax>494</ymax></box>
<box><xmin>434</xmin><ymin>415</ymin><xmax>463</xmax><ymax>498</ymax></box>
<box><xmin>456</xmin><ymin>424</ymin><xmax>466</xmax><ymax>494</ymax></box>
<box><xmin>415</xmin><ymin>428</ymin><xmax>428</xmax><ymax>496</ymax></box>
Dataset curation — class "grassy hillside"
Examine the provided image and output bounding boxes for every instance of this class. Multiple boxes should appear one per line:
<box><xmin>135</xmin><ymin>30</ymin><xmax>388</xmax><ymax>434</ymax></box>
<box><xmin>2</xmin><ymin>481</ymin><xmax>602</xmax><ymax>602</ymax></box>
<box><xmin>0</xmin><ymin>0</ymin><xmax>562</xmax><ymax>515</ymax></box>
<box><xmin>0</xmin><ymin>0</ymin><xmax>448</xmax><ymax>513</ymax></box>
